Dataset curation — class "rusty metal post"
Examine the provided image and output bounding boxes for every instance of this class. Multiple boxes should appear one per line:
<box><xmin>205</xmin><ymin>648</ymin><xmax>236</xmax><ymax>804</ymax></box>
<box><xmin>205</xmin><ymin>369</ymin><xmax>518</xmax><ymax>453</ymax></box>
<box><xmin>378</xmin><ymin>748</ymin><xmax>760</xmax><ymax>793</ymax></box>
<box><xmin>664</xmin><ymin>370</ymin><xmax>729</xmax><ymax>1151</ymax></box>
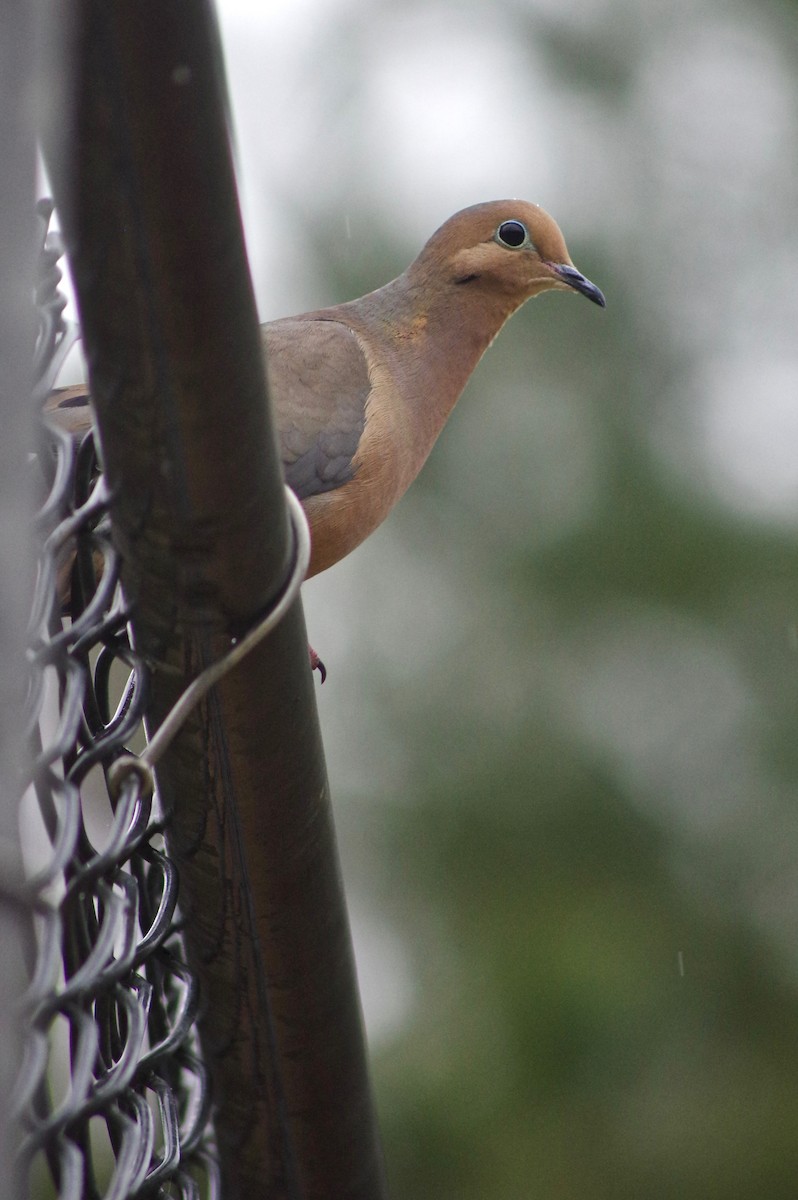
<box><xmin>42</xmin><ymin>1</ymin><xmax>386</xmax><ymax>1195</ymax></box>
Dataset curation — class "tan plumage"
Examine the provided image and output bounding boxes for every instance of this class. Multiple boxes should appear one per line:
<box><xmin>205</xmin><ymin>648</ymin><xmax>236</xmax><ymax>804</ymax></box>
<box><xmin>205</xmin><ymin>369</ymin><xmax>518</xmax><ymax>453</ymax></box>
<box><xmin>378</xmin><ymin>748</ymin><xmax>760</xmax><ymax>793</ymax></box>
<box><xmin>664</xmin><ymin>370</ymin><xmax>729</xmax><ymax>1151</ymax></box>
<box><xmin>46</xmin><ymin>200</ymin><xmax>604</xmax><ymax>581</ymax></box>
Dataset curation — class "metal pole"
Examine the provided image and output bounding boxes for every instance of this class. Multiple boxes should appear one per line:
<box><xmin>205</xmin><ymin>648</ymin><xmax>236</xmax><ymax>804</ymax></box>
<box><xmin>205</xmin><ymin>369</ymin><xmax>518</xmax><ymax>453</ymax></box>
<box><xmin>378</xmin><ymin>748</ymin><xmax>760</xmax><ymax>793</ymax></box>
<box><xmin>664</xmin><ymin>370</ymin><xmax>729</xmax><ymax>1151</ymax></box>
<box><xmin>0</xmin><ymin>2</ymin><xmax>39</xmax><ymax>1198</ymax></box>
<box><xmin>43</xmin><ymin>1</ymin><xmax>386</xmax><ymax>1195</ymax></box>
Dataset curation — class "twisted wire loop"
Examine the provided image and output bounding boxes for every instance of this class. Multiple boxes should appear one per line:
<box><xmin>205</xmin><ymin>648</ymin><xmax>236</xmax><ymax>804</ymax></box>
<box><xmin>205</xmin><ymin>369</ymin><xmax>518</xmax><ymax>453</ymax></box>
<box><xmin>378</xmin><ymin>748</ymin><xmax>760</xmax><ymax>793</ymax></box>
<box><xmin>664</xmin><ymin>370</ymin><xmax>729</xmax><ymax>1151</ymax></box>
<box><xmin>18</xmin><ymin>206</ymin><xmax>220</xmax><ymax>1198</ymax></box>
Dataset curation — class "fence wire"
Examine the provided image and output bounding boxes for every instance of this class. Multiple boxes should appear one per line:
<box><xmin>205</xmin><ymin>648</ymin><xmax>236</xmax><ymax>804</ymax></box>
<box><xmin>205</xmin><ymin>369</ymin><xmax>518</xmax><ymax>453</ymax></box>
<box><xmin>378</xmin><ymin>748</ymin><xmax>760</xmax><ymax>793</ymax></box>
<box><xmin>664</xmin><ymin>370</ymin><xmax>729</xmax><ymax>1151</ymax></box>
<box><xmin>17</xmin><ymin>203</ymin><xmax>219</xmax><ymax>1199</ymax></box>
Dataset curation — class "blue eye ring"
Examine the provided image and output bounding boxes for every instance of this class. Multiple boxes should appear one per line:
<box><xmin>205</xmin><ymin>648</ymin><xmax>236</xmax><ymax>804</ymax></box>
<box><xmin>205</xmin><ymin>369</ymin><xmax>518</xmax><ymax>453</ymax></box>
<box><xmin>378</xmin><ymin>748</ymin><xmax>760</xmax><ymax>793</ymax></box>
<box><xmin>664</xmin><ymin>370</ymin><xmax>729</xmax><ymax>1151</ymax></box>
<box><xmin>496</xmin><ymin>220</ymin><xmax>528</xmax><ymax>249</ymax></box>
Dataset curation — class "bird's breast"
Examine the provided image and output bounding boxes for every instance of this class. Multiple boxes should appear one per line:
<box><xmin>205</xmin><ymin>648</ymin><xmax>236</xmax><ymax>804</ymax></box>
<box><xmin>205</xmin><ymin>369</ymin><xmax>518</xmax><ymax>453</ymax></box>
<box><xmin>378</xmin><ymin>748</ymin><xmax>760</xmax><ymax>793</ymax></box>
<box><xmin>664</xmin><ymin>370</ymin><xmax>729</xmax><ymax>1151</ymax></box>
<box><xmin>301</xmin><ymin>362</ymin><xmax>433</xmax><ymax>577</ymax></box>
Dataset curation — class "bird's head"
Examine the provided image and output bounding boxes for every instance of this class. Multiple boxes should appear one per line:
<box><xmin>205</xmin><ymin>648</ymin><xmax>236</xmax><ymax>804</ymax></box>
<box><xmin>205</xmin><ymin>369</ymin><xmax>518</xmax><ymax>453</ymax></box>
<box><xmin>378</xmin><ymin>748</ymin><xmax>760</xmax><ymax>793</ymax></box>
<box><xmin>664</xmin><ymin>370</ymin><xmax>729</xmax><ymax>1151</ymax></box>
<box><xmin>412</xmin><ymin>199</ymin><xmax>605</xmax><ymax>310</ymax></box>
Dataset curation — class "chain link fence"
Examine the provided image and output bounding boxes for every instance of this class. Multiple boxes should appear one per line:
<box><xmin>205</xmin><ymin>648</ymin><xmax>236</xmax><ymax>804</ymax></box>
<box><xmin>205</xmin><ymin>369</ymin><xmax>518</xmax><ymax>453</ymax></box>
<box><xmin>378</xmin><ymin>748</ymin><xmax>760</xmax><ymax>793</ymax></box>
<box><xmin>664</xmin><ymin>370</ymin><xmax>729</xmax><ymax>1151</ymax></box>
<box><xmin>18</xmin><ymin>204</ymin><xmax>219</xmax><ymax>1200</ymax></box>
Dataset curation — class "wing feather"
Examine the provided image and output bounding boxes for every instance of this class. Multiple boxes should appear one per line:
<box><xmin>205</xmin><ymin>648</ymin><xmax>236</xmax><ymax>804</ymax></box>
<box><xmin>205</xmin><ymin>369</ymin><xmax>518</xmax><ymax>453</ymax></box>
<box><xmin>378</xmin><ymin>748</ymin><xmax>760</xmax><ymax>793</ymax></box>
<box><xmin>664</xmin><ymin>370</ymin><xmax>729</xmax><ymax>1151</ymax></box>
<box><xmin>44</xmin><ymin>319</ymin><xmax>372</xmax><ymax>506</ymax></box>
<box><xmin>263</xmin><ymin>318</ymin><xmax>371</xmax><ymax>500</ymax></box>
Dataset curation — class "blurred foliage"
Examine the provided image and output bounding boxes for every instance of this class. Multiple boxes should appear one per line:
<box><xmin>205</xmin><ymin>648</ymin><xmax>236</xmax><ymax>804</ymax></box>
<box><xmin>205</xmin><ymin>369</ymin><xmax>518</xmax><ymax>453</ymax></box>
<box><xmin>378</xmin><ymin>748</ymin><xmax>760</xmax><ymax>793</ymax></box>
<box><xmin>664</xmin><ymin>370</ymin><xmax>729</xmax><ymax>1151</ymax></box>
<box><xmin>221</xmin><ymin>0</ymin><xmax>798</xmax><ymax>1194</ymax></box>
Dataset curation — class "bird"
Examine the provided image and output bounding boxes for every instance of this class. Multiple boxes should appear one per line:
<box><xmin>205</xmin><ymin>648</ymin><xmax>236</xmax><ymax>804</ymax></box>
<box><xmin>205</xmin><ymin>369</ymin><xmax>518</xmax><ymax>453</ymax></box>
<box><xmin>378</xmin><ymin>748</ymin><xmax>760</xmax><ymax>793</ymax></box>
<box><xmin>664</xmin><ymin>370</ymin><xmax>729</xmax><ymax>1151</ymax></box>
<box><xmin>46</xmin><ymin>200</ymin><xmax>605</xmax><ymax>674</ymax></box>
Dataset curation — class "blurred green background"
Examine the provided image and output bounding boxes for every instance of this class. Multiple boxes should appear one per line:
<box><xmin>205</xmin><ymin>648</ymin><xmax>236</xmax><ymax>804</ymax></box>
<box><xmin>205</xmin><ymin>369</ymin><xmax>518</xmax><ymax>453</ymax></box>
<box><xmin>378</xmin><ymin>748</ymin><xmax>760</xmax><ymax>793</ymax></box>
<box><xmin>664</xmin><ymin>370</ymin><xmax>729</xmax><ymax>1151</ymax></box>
<box><xmin>218</xmin><ymin>0</ymin><xmax>798</xmax><ymax>1195</ymax></box>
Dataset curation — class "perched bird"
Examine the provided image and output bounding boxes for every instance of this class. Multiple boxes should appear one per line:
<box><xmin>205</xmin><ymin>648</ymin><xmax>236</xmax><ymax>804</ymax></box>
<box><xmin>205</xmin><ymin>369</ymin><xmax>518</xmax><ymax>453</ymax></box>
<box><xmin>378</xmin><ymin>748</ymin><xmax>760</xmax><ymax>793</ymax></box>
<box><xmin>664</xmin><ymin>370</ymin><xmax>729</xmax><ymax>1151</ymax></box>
<box><xmin>47</xmin><ymin>200</ymin><xmax>604</xmax><ymax>670</ymax></box>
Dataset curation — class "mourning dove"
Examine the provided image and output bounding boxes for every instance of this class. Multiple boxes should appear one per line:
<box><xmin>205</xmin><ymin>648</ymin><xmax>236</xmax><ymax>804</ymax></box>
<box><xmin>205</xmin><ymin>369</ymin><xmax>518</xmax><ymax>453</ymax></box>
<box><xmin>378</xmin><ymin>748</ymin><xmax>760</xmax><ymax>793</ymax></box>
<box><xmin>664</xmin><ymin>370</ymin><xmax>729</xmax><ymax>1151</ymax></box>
<box><xmin>47</xmin><ymin>200</ymin><xmax>604</xmax><ymax>672</ymax></box>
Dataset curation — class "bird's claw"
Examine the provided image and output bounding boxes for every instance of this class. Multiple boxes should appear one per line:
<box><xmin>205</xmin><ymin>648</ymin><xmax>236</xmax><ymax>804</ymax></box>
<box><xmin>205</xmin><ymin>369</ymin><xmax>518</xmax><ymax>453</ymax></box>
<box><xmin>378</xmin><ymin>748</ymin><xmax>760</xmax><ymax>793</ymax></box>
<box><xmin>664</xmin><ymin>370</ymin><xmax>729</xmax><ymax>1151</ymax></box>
<box><xmin>309</xmin><ymin>645</ymin><xmax>327</xmax><ymax>683</ymax></box>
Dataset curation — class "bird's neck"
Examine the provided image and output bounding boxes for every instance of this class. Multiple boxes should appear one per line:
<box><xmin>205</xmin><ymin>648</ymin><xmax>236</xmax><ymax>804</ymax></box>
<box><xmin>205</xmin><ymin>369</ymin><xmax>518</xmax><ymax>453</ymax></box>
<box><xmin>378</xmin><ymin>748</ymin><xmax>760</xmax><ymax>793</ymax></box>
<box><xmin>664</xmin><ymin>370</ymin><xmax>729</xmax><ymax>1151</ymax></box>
<box><xmin>346</xmin><ymin>271</ymin><xmax>518</xmax><ymax>437</ymax></box>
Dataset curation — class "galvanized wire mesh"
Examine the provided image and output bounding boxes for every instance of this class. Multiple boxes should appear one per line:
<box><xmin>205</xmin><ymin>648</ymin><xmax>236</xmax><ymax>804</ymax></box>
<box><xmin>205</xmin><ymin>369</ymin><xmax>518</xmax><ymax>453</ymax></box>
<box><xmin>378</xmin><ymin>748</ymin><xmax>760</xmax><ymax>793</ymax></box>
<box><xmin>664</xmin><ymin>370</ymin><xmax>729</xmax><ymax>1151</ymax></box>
<box><xmin>17</xmin><ymin>203</ymin><xmax>219</xmax><ymax>1199</ymax></box>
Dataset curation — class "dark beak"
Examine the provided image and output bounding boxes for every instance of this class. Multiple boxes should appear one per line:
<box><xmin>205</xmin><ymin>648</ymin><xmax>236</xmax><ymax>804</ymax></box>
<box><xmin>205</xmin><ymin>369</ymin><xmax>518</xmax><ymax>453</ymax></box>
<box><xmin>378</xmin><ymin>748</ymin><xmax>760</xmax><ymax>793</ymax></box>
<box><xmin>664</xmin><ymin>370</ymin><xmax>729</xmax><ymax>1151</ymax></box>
<box><xmin>552</xmin><ymin>263</ymin><xmax>606</xmax><ymax>307</ymax></box>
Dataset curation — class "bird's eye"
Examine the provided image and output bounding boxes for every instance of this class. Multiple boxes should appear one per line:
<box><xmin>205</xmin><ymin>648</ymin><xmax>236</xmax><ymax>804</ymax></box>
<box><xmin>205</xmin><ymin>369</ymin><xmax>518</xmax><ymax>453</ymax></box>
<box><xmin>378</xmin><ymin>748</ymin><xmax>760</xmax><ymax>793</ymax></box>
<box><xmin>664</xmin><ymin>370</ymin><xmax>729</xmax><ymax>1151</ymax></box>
<box><xmin>496</xmin><ymin>220</ymin><xmax>528</xmax><ymax>249</ymax></box>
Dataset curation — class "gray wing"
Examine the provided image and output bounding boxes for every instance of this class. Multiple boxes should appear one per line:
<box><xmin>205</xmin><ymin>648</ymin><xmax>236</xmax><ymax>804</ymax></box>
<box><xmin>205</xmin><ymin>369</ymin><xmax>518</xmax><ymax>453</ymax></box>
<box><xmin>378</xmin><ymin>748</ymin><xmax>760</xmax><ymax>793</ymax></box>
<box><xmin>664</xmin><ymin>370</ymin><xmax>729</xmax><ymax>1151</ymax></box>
<box><xmin>262</xmin><ymin>317</ymin><xmax>371</xmax><ymax>500</ymax></box>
